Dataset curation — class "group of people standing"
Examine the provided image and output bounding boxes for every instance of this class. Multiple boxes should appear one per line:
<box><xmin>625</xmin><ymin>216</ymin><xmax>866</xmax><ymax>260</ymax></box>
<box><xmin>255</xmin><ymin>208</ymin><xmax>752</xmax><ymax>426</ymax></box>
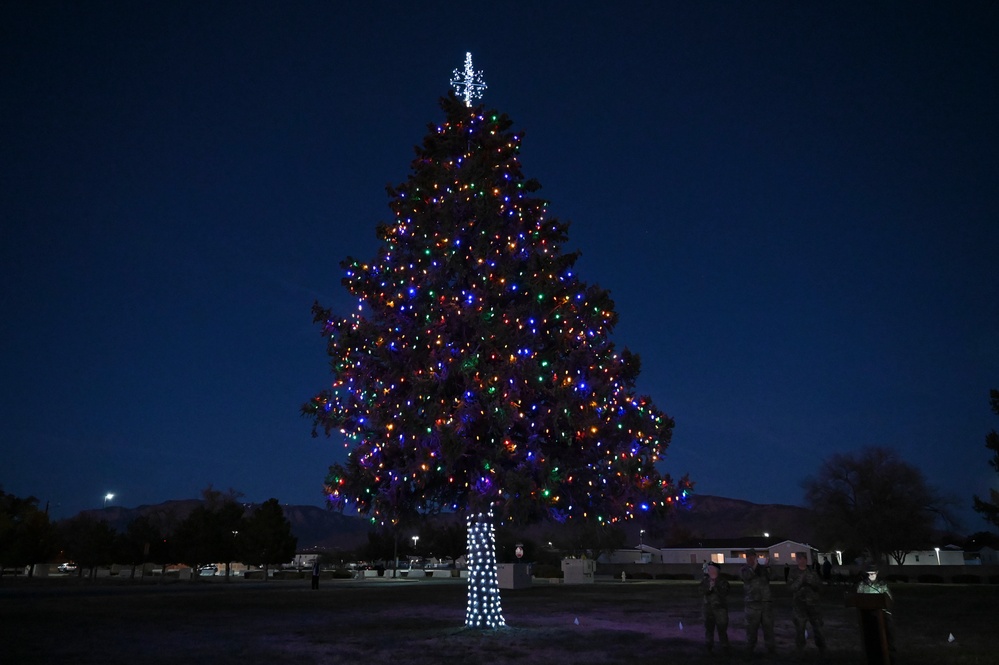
<box><xmin>700</xmin><ymin>549</ymin><xmax>896</xmax><ymax>661</ymax></box>
<box><xmin>700</xmin><ymin>548</ymin><xmax>827</xmax><ymax>658</ymax></box>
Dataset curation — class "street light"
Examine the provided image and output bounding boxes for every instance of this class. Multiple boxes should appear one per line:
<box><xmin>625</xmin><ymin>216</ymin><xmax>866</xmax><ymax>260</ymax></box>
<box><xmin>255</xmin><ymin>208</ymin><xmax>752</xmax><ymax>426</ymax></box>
<box><xmin>935</xmin><ymin>547</ymin><xmax>941</xmax><ymax>565</ymax></box>
<box><xmin>103</xmin><ymin>493</ymin><xmax>114</xmax><ymax>508</ymax></box>
<box><xmin>639</xmin><ymin>529</ymin><xmax>646</xmax><ymax>548</ymax></box>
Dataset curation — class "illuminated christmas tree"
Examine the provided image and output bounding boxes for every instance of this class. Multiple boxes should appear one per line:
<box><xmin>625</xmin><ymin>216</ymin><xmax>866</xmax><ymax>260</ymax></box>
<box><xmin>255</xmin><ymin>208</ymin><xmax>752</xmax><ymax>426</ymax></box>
<box><xmin>305</xmin><ymin>56</ymin><xmax>689</xmax><ymax>628</ymax></box>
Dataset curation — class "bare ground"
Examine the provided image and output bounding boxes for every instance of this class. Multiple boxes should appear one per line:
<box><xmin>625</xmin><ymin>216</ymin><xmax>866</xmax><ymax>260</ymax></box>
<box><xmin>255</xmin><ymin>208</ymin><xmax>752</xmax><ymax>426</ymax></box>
<box><xmin>1</xmin><ymin>577</ymin><xmax>997</xmax><ymax>665</ymax></box>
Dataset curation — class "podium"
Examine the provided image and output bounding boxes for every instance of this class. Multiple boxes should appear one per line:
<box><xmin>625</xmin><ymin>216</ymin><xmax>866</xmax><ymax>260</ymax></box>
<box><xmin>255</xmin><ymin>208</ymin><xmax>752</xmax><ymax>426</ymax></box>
<box><xmin>845</xmin><ymin>592</ymin><xmax>893</xmax><ymax>665</ymax></box>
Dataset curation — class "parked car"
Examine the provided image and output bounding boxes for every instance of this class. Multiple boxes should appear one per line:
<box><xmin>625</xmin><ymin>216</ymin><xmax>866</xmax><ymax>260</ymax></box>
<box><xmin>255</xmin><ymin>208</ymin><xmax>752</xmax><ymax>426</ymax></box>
<box><xmin>199</xmin><ymin>565</ymin><xmax>218</xmax><ymax>576</ymax></box>
<box><xmin>57</xmin><ymin>562</ymin><xmax>78</xmax><ymax>573</ymax></box>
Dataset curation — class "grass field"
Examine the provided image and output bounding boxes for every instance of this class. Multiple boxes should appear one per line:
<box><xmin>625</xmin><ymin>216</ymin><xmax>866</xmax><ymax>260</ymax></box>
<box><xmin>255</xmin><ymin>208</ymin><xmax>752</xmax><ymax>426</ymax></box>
<box><xmin>2</xmin><ymin>576</ymin><xmax>997</xmax><ymax>664</ymax></box>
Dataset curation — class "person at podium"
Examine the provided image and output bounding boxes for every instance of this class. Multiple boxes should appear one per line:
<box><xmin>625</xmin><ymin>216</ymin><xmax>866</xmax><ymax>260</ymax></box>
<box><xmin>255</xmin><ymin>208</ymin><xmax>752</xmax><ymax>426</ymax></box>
<box><xmin>856</xmin><ymin>563</ymin><xmax>896</xmax><ymax>662</ymax></box>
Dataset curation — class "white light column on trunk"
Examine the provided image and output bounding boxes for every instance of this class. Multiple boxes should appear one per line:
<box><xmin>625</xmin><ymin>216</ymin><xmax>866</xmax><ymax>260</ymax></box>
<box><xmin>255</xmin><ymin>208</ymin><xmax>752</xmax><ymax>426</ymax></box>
<box><xmin>465</xmin><ymin>510</ymin><xmax>505</xmax><ymax>628</ymax></box>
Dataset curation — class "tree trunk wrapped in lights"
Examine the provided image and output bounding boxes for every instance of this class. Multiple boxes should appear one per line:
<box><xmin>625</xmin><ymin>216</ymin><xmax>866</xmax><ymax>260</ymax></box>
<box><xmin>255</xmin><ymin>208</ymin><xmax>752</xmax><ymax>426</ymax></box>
<box><xmin>305</xmin><ymin>61</ymin><xmax>690</xmax><ymax>628</ymax></box>
<box><xmin>465</xmin><ymin>510</ymin><xmax>504</xmax><ymax>628</ymax></box>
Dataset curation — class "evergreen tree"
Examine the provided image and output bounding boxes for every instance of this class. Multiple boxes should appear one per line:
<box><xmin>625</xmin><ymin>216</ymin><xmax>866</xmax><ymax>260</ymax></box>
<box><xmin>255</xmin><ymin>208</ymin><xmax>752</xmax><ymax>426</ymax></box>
<box><xmin>172</xmin><ymin>487</ymin><xmax>245</xmax><ymax>581</ymax></box>
<box><xmin>360</xmin><ymin>529</ymin><xmax>398</xmax><ymax>565</ymax></box>
<box><xmin>120</xmin><ymin>515</ymin><xmax>169</xmax><ymax>580</ymax></box>
<box><xmin>59</xmin><ymin>514</ymin><xmax>117</xmax><ymax>579</ymax></box>
<box><xmin>305</xmin><ymin>93</ymin><xmax>688</xmax><ymax>627</ymax></box>
<box><xmin>973</xmin><ymin>389</ymin><xmax>999</xmax><ymax>528</ymax></box>
<box><xmin>0</xmin><ymin>489</ymin><xmax>56</xmax><ymax>577</ymax></box>
<box><xmin>240</xmin><ymin>498</ymin><xmax>298</xmax><ymax>579</ymax></box>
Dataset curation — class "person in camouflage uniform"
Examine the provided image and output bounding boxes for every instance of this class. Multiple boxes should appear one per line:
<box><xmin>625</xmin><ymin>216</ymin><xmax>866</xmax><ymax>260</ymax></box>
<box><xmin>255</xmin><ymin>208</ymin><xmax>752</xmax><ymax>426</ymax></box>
<box><xmin>857</xmin><ymin>563</ymin><xmax>896</xmax><ymax>663</ymax></box>
<box><xmin>856</xmin><ymin>563</ymin><xmax>893</xmax><ymax>598</ymax></box>
<box><xmin>740</xmin><ymin>548</ymin><xmax>776</xmax><ymax>655</ymax></box>
<box><xmin>700</xmin><ymin>561</ymin><xmax>730</xmax><ymax>654</ymax></box>
<box><xmin>789</xmin><ymin>551</ymin><xmax>826</xmax><ymax>657</ymax></box>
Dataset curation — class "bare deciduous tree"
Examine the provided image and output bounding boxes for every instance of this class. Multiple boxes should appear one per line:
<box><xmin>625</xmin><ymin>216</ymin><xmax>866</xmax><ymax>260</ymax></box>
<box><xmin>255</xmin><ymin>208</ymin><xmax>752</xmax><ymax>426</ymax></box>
<box><xmin>803</xmin><ymin>446</ymin><xmax>955</xmax><ymax>564</ymax></box>
<box><xmin>972</xmin><ymin>389</ymin><xmax>999</xmax><ymax>529</ymax></box>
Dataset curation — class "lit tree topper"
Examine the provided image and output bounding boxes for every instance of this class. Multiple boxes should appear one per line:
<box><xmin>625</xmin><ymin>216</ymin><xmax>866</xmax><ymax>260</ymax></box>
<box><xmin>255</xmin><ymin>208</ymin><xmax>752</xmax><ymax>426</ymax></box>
<box><xmin>450</xmin><ymin>52</ymin><xmax>487</xmax><ymax>107</ymax></box>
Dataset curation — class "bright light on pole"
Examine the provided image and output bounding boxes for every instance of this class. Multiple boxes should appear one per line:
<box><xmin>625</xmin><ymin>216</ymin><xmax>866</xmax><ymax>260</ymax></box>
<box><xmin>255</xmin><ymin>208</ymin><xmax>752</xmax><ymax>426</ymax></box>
<box><xmin>639</xmin><ymin>529</ymin><xmax>646</xmax><ymax>548</ymax></box>
<box><xmin>103</xmin><ymin>493</ymin><xmax>114</xmax><ymax>508</ymax></box>
<box><xmin>935</xmin><ymin>547</ymin><xmax>941</xmax><ymax>565</ymax></box>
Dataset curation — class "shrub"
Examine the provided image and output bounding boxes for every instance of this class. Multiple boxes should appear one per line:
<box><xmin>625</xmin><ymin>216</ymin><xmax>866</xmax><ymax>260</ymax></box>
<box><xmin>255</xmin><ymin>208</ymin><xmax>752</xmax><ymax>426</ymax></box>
<box><xmin>916</xmin><ymin>574</ymin><xmax>944</xmax><ymax>584</ymax></box>
<box><xmin>952</xmin><ymin>574</ymin><xmax>981</xmax><ymax>584</ymax></box>
<box><xmin>532</xmin><ymin>564</ymin><xmax>563</xmax><ymax>579</ymax></box>
<box><xmin>654</xmin><ymin>573</ymin><xmax>696</xmax><ymax>581</ymax></box>
<box><xmin>275</xmin><ymin>570</ymin><xmax>306</xmax><ymax>580</ymax></box>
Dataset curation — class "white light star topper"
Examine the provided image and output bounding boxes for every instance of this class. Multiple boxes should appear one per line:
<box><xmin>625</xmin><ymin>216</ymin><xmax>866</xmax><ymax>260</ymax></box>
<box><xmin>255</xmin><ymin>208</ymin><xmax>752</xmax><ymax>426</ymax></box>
<box><xmin>450</xmin><ymin>52</ymin><xmax>487</xmax><ymax>107</ymax></box>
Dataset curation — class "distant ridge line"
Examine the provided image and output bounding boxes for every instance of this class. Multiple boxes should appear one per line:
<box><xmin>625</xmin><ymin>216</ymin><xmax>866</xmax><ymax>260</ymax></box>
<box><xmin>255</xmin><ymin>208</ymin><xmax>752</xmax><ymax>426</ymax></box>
<box><xmin>75</xmin><ymin>494</ymin><xmax>814</xmax><ymax>550</ymax></box>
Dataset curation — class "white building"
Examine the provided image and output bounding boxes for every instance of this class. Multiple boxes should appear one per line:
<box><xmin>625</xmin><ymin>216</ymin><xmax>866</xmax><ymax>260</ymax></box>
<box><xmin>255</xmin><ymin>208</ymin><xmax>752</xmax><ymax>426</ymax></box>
<box><xmin>887</xmin><ymin>546</ymin><xmax>965</xmax><ymax>566</ymax></box>
<box><xmin>599</xmin><ymin>545</ymin><xmax>656</xmax><ymax>564</ymax></box>
<box><xmin>968</xmin><ymin>546</ymin><xmax>998</xmax><ymax>565</ymax></box>
<box><xmin>656</xmin><ymin>539</ymin><xmax>816</xmax><ymax>566</ymax></box>
<box><xmin>599</xmin><ymin>538</ymin><xmax>817</xmax><ymax>566</ymax></box>
<box><xmin>290</xmin><ymin>552</ymin><xmax>320</xmax><ymax>569</ymax></box>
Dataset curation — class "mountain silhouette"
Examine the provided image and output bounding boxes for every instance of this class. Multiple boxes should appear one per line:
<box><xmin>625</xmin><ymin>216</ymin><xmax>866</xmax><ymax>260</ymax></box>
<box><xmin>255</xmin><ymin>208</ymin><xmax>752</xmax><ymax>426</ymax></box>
<box><xmin>79</xmin><ymin>494</ymin><xmax>815</xmax><ymax>552</ymax></box>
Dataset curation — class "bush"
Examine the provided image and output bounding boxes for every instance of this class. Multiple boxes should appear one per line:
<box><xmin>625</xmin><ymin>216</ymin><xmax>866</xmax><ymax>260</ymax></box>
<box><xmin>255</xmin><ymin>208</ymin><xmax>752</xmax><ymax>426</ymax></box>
<box><xmin>330</xmin><ymin>569</ymin><xmax>354</xmax><ymax>579</ymax></box>
<box><xmin>272</xmin><ymin>570</ymin><xmax>305</xmax><ymax>580</ymax></box>
<box><xmin>916</xmin><ymin>574</ymin><xmax>944</xmax><ymax>584</ymax></box>
<box><xmin>532</xmin><ymin>564</ymin><xmax>563</xmax><ymax>578</ymax></box>
<box><xmin>951</xmin><ymin>574</ymin><xmax>981</xmax><ymax>584</ymax></box>
<box><xmin>886</xmin><ymin>574</ymin><xmax>909</xmax><ymax>583</ymax></box>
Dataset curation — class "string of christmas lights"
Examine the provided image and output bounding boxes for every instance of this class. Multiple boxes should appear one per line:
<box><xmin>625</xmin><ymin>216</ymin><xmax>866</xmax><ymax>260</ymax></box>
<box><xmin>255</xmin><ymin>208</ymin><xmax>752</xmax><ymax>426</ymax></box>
<box><xmin>305</xmin><ymin>92</ymin><xmax>691</xmax><ymax>627</ymax></box>
<box><xmin>465</xmin><ymin>510</ymin><xmax>505</xmax><ymax>627</ymax></box>
<box><xmin>450</xmin><ymin>52</ymin><xmax>486</xmax><ymax>107</ymax></box>
<box><xmin>308</xmin><ymin>96</ymin><xmax>689</xmax><ymax>526</ymax></box>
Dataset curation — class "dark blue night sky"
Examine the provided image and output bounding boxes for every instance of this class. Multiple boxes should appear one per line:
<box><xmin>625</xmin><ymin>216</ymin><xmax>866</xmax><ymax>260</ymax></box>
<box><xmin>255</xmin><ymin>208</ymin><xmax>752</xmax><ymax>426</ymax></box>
<box><xmin>2</xmin><ymin>2</ymin><xmax>996</xmax><ymax>528</ymax></box>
